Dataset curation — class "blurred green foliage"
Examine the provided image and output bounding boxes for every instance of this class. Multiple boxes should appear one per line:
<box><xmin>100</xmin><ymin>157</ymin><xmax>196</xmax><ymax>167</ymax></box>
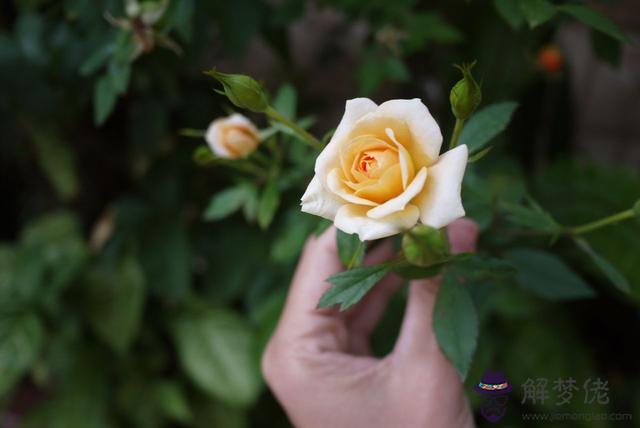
<box><xmin>1</xmin><ymin>0</ymin><xmax>639</xmax><ymax>427</ymax></box>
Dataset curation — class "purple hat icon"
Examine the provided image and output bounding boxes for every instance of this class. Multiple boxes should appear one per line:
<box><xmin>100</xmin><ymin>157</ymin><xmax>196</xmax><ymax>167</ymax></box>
<box><xmin>474</xmin><ymin>370</ymin><xmax>512</xmax><ymax>396</ymax></box>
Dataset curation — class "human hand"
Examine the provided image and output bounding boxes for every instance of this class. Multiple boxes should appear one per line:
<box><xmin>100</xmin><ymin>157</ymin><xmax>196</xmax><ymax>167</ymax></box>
<box><xmin>262</xmin><ymin>219</ymin><xmax>479</xmax><ymax>428</ymax></box>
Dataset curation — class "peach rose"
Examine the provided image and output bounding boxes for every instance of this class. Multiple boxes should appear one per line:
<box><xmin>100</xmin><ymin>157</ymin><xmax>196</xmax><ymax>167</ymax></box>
<box><xmin>301</xmin><ymin>98</ymin><xmax>468</xmax><ymax>241</ymax></box>
<box><xmin>205</xmin><ymin>113</ymin><xmax>261</xmax><ymax>159</ymax></box>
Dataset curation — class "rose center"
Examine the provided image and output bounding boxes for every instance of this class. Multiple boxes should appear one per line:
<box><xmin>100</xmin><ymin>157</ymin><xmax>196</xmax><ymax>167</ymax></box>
<box><xmin>355</xmin><ymin>149</ymin><xmax>397</xmax><ymax>179</ymax></box>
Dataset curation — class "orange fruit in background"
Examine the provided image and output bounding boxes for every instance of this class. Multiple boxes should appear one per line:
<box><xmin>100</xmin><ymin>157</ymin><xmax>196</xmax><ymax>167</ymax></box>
<box><xmin>537</xmin><ymin>45</ymin><xmax>564</xmax><ymax>73</ymax></box>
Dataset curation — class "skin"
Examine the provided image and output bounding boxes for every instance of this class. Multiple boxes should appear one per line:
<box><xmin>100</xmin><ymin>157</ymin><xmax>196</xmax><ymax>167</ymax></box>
<box><xmin>262</xmin><ymin>218</ymin><xmax>478</xmax><ymax>428</ymax></box>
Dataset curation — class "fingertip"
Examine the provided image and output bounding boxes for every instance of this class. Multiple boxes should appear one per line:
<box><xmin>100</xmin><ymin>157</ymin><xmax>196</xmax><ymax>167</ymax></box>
<box><xmin>447</xmin><ymin>218</ymin><xmax>479</xmax><ymax>254</ymax></box>
<box><xmin>303</xmin><ymin>225</ymin><xmax>338</xmax><ymax>259</ymax></box>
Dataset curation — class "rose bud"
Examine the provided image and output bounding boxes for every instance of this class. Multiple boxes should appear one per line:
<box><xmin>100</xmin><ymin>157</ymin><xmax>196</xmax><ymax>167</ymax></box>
<box><xmin>205</xmin><ymin>114</ymin><xmax>261</xmax><ymax>159</ymax></box>
<box><xmin>450</xmin><ymin>61</ymin><xmax>482</xmax><ymax>121</ymax></box>
<box><xmin>205</xmin><ymin>70</ymin><xmax>269</xmax><ymax>113</ymax></box>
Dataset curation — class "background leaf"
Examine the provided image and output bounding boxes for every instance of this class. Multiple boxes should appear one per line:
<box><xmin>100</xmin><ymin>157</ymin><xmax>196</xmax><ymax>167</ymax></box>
<box><xmin>0</xmin><ymin>312</ymin><xmax>44</xmax><ymax>396</ymax></box>
<box><xmin>504</xmin><ymin>248</ymin><xmax>596</xmax><ymax>300</ymax></box>
<box><xmin>494</xmin><ymin>0</ymin><xmax>524</xmax><ymax>30</ymax></box>
<box><xmin>28</xmin><ymin>127</ymin><xmax>79</xmax><ymax>200</ymax></box>
<box><xmin>574</xmin><ymin>238</ymin><xmax>630</xmax><ymax>295</ymax></box>
<box><xmin>94</xmin><ymin>74</ymin><xmax>117</xmax><ymax>125</ymax></box>
<box><xmin>84</xmin><ymin>253</ymin><xmax>146</xmax><ymax>353</ymax></box>
<box><xmin>518</xmin><ymin>0</ymin><xmax>556</xmax><ymax>28</ymax></box>
<box><xmin>501</xmin><ymin>197</ymin><xmax>562</xmax><ymax>233</ymax></box>
<box><xmin>203</xmin><ymin>185</ymin><xmax>252</xmax><ymax>222</ymax></box>
<box><xmin>558</xmin><ymin>4</ymin><xmax>629</xmax><ymax>43</ymax></box>
<box><xmin>458</xmin><ymin>101</ymin><xmax>518</xmax><ymax>153</ymax></box>
<box><xmin>171</xmin><ymin>306</ymin><xmax>261</xmax><ymax>407</ymax></box>
<box><xmin>257</xmin><ymin>179</ymin><xmax>280</xmax><ymax>229</ymax></box>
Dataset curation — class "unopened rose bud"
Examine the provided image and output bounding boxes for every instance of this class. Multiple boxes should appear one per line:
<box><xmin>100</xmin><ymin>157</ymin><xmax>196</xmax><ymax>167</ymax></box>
<box><xmin>205</xmin><ymin>70</ymin><xmax>269</xmax><ymax>113</ymax></box>
<box><xmin>450</xmin><ymin>61</ymin><xmax>482</xmax><ymax>120</ymax></box>
<box><xmin>402</xmin><ymin>224</ymin><xmax>451</xmax><ymax>267</ymax></box>
<box><xmin>205</xmin><ymin>114</ymin><xmax>261</xmax><ymax>159</ymax></box>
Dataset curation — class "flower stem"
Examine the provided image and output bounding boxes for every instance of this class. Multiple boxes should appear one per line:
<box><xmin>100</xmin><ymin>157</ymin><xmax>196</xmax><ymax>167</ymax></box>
<box><xmin>266</xmin><ymin>106</ymin><xmax>323</xmax><ymax>150</ymax></box>
<box><xmin>449</xmin><ymin>118</ymin><xmax>465</xmax><ymax>150</ymax></box>
<box><xmin>250</xmin><ymin>150</ymin><xmax>272</xmax><ymax>168</ymax></box>
<box><xmin>179</xmin><ymin>128</ymin><xmax>205</xmax><ymax>138</ymax></box>
<box><xmin>569</xmin><ymin>209</ymin><xmax>635</xmax><ymax>235</ymax></box>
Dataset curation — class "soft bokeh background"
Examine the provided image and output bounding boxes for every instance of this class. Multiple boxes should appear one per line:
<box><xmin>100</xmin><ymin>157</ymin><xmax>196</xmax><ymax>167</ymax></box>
<box><xmin>1</xmin><ymin>0</ymin><xmax>639</xmax><ymax>427</ymax></box>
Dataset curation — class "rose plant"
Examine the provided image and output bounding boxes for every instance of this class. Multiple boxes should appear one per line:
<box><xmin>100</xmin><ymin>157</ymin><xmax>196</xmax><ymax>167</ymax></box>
<box><xmin>197</xmin><ymin>65</ymin><xmax>640</xmax><ymax>378</ymax></box>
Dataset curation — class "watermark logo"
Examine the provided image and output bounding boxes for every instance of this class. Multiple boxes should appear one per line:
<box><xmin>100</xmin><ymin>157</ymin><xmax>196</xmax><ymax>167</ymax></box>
<box><xmin>474</xmin><ymin>370</ymin><xmax>512</xmax><ymax>423</ymax></box>
<box><xmin>473</xmin><ymin>373</ymin><xmax>633</xmax><ymax>424</ymax></box>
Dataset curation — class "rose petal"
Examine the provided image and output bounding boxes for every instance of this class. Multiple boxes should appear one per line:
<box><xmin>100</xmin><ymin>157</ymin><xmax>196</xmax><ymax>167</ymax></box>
<box><xmin>385</xmin><ymin>127</ymin><xmax>415</xmax><ymax>189</ymax></box>
<box><xmin>366</xmin><ymin>166</ymin><xmax>427</xmax><ymax>219</ymax></box>
<box><xmin>327</xmin><ymin>169</ymin><xmax>378</xmax><ymax>207</ymax></box>
<box><xmin>376</xmin><ymin>99</ymin><xmax>442</xmax><ymax>163</ymax></box>
<box><xmin>315</xmin><ymin>98</ymin><xmax>378</xmax><ymax>177</ymax></box>
<box><xmin>353</xmin><ymin>164</ymin><xmax>403</xmax><ymax>203</ymax></box>
<box><xmin>300</xmin><ymin>175</ymin><xmax>343</xmax><ymax>220</ymax></box>
<box><xmin>205</xmin><ymin>120</ymin><xmax>232</xmax><ymax>158</ymax></box>
<box><xmin>335</xmin><ymin>204</ymin><xmax>420</xmax><ymax>241</ymax></box>
<box><xmin>414</xmin><ymin>144</ymin><xmax>468</xmax><ymax>229</ymax></box>
<box><xmin>351</xmin><ymin>99</ymin><xmax>441</xmax><ymax>168</ymax></box>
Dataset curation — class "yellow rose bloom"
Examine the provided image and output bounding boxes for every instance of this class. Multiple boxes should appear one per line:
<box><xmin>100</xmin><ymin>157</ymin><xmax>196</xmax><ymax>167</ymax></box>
<box><xmin>301</xmin><ymin>98</ymin><xmax>468</xmax><ymax>240</ymax></box>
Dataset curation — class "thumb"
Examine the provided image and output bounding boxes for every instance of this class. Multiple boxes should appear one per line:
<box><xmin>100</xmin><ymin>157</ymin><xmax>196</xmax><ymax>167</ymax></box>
<box><xmin>271</xmin><ymin>226</ymin><xmax>347</xmax><ymax>349</ymax></box>
<box><xmin>393</xmin><ymin>218</ymin><xmax>479</xmax><ymax>358</ymax></box>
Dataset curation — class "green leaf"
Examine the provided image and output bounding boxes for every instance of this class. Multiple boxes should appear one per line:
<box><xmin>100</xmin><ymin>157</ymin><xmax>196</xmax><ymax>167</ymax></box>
<box><xmin>451</xmin><ymin>255</ymin><xmax>516</xmax><ymax>281</ymax></box>
<box><xmin>272</xmin><ymin>84</ymin><xmax>297</xmax><ymax>120</ymax></box>
<box><xmin>108</xmin><ymin>60</ymin><xmax>131</xmax><ymax>95</ymax></box>
<box><xmin>21</xmin><ymin>212</ymin><xmax>88</xmax><ymax>297</ymax></box>
<box><xmin>19</xmin><ymin>347</ymin><xmax>111</xmax><ymax>428</ymax></box>
<box><xmin>356</xmin><ymin>56</ymin><xmax>410</xmax><ymax>96</ymax></box>
<box><xmin>337</xmin><ymin>230</ymin><xmax>365</xmax><ymax>269</ymax></box>
<box><xmin>532</xmin><ymin>161</ymin><xmax>640</xmax><ymax>296</ymax></box>
<box><xmin>171</xmin><ymin>307</ymin><xmax>261</xmax><ymax>407</ymax></box>
<box><xmin>271</xmin><ymin>209</ymin><xmax>316</xmax><ymax>263</ymax></box>
<box><xmin>318</xmin><ymin>263</ymin><xmax>392</xmax><ymax>311</ymax></box>
<box><xmin>402</xmin><ymin>12</ymin><xmax>463</xmax><ymax>52</ymax></box>
<box><xmin>502</xmin><ymin>197</ymin><xmax>562</xmax><ymax>233</ymax></box>
<box><xmin>494</xmin><ymin>0</ymin><xmax>525</xmax><ymax>30</ymax></box>
<box><xmin>433</xmin><ymin>272</ymin><xmax>478</xmax><ymax>379</ymax></box>
<box><xmin>163</xmin><ymin>0</ymin><xmax>196</xmax><ymax>42</ymax></box>
<box><xmin>402</xmin><ymin>225</ymin><xmax>450</xmax><ymax>267</ymax></box>
<box><xmin>458</xmin><ymin>101</ymin><xmax>518</xmax><ymax>153</ymax></box>
<box><xmin>257</xmin><ymin>179</ymin><xmax>280</xmax><ymax>229</ymax></box>
<box><xmin>393</xmin><ymin>264</ymin><xmax>442</xmax><ymax>280</ymax></box>
<box><xmin>574</xmin><ymin>238</ymin><xmax>630</xmax><ymax>295</ymax></box>
<box><xmin>84</xmin><ymin>254</ymin><xmax>146</xmax><ymax>353</ymax></box>
<box><xmin>203</xmin><ymin>185</ymin><xmax>252</xmax><ymax>222</ymax></box>
<box><xmin>28</xmin><ymin>127</ymin><xmax>79</xmax><ymax>200</ymax></box>
<box><xmin>590</xmin><ymin>30</ymin><xmax>622</xmax><ymax>67</ymax></box>
<box><xmin>139</xmin><ymin>217</ymin><xmax>191</xmax><ymax>301</ymax></box>
<box><xmin>139</xmin><ymin>0</ymin><xmax>170</xmax><ymax>25</ymax></box>
<box><xmin>558</xmin><ymin>4</ymin><xmax>629</xmax><ymax>43</ymax></box>
<box><xmin>154</xmin><ymin>380</ymin><xmax>193</xmax><ymax>424</ymax></box>
<box><xmin>0</xmin><ymin>312</ymin><xmax>44</xmax><ymax>395</ymax></box>
<box><xmin>192</xmin><ymin>399</ymin><xmax>248</xmax><ymax>428</ymax></box>
<box><xmin>80</xmin><ymin>42</ymin><xmax>114</xmax><ymax>76</ymax></box>
<box><xmin>504</xmin><ymin>249</ymin><xmax>596</xmax><ymax>300</ymax></box>
<box><xmin>94</xmin><ymin>74</ymin><xmax>117</xmax><ymax>125</ymax></box>
<box><xmin>519</xmin><ymin>0</ymin><xmax>556</xmax><ymax>28</ymax></box>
